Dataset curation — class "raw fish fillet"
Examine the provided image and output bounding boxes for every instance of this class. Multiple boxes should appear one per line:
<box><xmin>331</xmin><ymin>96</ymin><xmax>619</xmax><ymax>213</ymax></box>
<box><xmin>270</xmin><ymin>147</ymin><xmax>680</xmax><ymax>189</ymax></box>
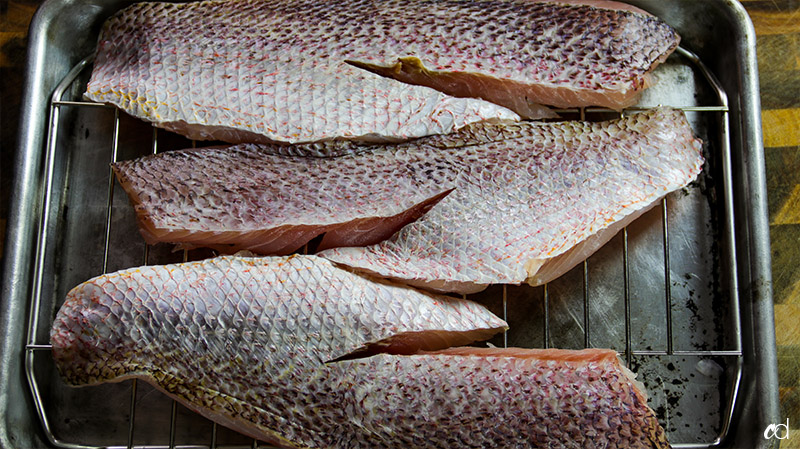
<box><xmin>345</xmin><ymin>0</ymin><xmax>680</xmax><ymax>115</ymax></box>
<box><xmin>85</xmin><ymin>0</ymin><xmax>678</xmax><ymax>144</ymax></box>
<box><xmin>51</xmin><ymin>255</ymin><xmax>669</xmax><ymax>448</ymax></box>
<box><xmin>114</xmin><ymin>107</ymin><xmax>702</xmax><ymax>289</ymax></box>
<box><xmin>320</xmin><ymin>107</ymin><xmax>704</xmax><ymax>293</ymax></box>
<box><xmin>111</xmin><ymin>143</ymin><xmax>459</xmax><ymax>254</ymax></box>
<box><xmin>51</xmin><ymin>254</ymin><xmax>506</xmax><ymax>371</ymax></box>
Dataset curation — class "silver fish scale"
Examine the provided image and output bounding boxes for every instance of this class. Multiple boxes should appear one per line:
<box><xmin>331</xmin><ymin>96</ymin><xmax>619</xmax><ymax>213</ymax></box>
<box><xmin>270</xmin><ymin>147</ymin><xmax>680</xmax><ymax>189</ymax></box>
<box><xmin>86</xmin><ymin>0</ymin><xmax>677</xmax><ymax>144</ymax></box>
<box><xmin>50</xmin><ymin>255</ymin><xmax>507</xmax><ymax>387</ymax></box>
<box><xmin>320</xmin><ymin>107</ymin><xmax>704</xmax><ymax>293</ymax></box>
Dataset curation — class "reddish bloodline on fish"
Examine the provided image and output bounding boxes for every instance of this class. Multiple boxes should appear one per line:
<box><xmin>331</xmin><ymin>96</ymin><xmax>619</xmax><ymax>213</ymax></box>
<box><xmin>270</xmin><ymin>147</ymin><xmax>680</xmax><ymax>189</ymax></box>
<box><xmin>85</xmin><ymin>0</ymin><xmax>678</xmax><ymax>144</ymax></box>
<box><xmin>51</xmin><ymin>254</ymin><xmax>669</xmax><ymax>448</ymax></box>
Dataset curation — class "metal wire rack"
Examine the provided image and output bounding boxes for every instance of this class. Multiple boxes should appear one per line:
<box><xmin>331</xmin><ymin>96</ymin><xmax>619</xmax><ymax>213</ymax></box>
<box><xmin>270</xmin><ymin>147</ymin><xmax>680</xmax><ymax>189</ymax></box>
<box><xmin>24</xmin><ymin>46</ymin><xmax>741</xmax><ymax>449</ymax></box>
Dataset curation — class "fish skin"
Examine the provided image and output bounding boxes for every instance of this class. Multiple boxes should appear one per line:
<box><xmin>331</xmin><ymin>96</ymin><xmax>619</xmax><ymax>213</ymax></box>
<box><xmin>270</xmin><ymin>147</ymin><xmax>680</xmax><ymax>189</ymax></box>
<box><xmin>111</xmin><ymin>143</ymin><xmax>460</xmax><ymax>254</ymax></box>
<box><xmin>113</xmin><ymin>107</ymin><xmax>702</xmax><ymax>291</ymax></box>
<box><xmin>50</xmin><ymin>254</ymin><xmax>506</xmax><ymax>382</ymax></box>
<box><xmin>315</xmin><ymin>349</ymin><xmax>670</xmax><ymax>448</ymax></box>
<box><xmin>85</xmin><ymin>0</ymin><xmax>520</xmax><ymax>144</ymax></box>
<box><xmin>85</xmin><ymin>0</ymin><xmax>678</xmax><ymax>144</ymax></box>
<box><xmin>51</xmin><ymin>256</ymin><xmax>669</xmax><ymax>448</ymax></box>
<box><xmin>319</xmin><ymin>107</ymin><xmax>704</xmax><ymax>293</ymax></box>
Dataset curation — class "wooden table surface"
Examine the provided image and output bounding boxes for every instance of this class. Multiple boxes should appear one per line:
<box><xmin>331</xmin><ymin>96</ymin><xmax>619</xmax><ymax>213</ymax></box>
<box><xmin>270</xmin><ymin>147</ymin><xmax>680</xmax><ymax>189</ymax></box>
<box><xmin>1</xmin><ymin>0</ymin><xmax>799</xmax><ymax>446</ymax></box>
<box><xmin>741</xmin><ymin>1</ymin><xmax>800</xmax><ymax>447</ymax></box>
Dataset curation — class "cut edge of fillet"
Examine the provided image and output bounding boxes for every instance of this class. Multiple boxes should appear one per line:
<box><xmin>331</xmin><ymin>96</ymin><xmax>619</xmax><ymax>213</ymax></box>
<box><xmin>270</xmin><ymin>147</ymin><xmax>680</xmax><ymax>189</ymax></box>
<box><xmin>524</xmin><ymin>199</ymin><xmax>659</xmax><ymax>287</ymax></box>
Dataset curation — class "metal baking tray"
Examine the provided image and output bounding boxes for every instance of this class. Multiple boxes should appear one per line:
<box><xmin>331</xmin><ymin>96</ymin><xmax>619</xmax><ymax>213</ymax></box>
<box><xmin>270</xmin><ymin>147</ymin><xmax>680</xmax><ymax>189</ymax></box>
<box><xmin>1</xmin><ymin>0</ymin><xmax>780</xmax><ymax>448</ymax></box>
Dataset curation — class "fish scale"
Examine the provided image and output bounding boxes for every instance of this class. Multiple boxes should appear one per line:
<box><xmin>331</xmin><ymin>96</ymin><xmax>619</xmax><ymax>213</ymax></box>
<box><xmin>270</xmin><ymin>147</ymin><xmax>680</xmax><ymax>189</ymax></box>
<box><xmin>51</xmin><ymin>255</ymin><xmax>506</xmax><ymax>382</ymax></box>
<box><xmin>112</xmin><ymin>107</ymin><xmax>703</xmax><ymax>293</ymax></box>
<box><xmin>112</xmin><ymin>140</ymin><xmax>462</xmax><ymax>254</ymax></box>
<box><xmin>88</xmin><ymin>0</ymin><xmax>519</xmax><ymax>144</ymax></box>
<box><xmin>319</xmin><ymin>107</ymin><xmax>704</xmax><ymax>293</ymax></box>
<box><xmin>344</xmin><ymin>0</ymin><xmax>678</xmax><ymax>113</ymax></box>
<box><xmin>86</xmin><ymin>0</ymin><xmax>678</xmax><ymax>144</ymax></box>
<box><xmin>53</xmin><ymin>273</ymin><xmax>670</xmax><ymax>449</ymax></box>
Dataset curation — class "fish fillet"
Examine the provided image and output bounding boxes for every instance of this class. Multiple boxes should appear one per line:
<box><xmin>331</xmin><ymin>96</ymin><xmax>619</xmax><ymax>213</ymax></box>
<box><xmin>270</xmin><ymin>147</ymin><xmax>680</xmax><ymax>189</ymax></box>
<box><xmin>114</xmin><ymin>107</ymin><xmax>702</xmax><ymax>289</ymax></box>
<box><xmin>111</xmin><ymin>143</ymin><xmax>459</xmax><ymax>254</ymax></box>
<box><xmin>50</xmin><ymin>254</ymin><xmax>506</xmax><ymax>370</ymax></box>
<box><xmin>346</xmin><ymin>0</ymin><xmax>680</xmax><ymax>115</ymax></box>
<box><xmin>85</xmin><ymin>0</ymin><xmax>678</xmax><ymax>144</ymax></box>
<box><xmin>320</xmin><ymin>107</ymin><xmax>704</xmax><ymax>293</ymax></box>
<box><xmin>51</xmin><ymin>256</ymin><xmax>669</xmax><ymax>448</ymax></box>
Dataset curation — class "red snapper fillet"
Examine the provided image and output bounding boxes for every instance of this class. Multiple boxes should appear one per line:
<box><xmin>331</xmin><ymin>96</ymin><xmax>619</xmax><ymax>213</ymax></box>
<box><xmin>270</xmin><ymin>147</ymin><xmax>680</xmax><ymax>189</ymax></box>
<box><xmin>111</xmin><ymin>143</ymin><xmax>460</xmax><ymax>255</ymax></box>
<box><xmin>85</xmin><ymin>0</ymin><xmax>678</xmax><ymax>144</ymax></box>
<box><xmin>319</xmin><ymin>107</ymin><xmax>704</xmax><ymax>293</ymax></box>
<box><xmin>112</xmin><ymin>107</ymin><xmax>703</xmax><ymax>293</ymax></box>
<box><xmin>51</xmin><ymin>254</ymin><xmax>670</xmax><ymax>448</ymax></box>
<box><xmin>50</xmin><ymin>255</ymin><xmax>506</xmax><ymax>369</ymax></box>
